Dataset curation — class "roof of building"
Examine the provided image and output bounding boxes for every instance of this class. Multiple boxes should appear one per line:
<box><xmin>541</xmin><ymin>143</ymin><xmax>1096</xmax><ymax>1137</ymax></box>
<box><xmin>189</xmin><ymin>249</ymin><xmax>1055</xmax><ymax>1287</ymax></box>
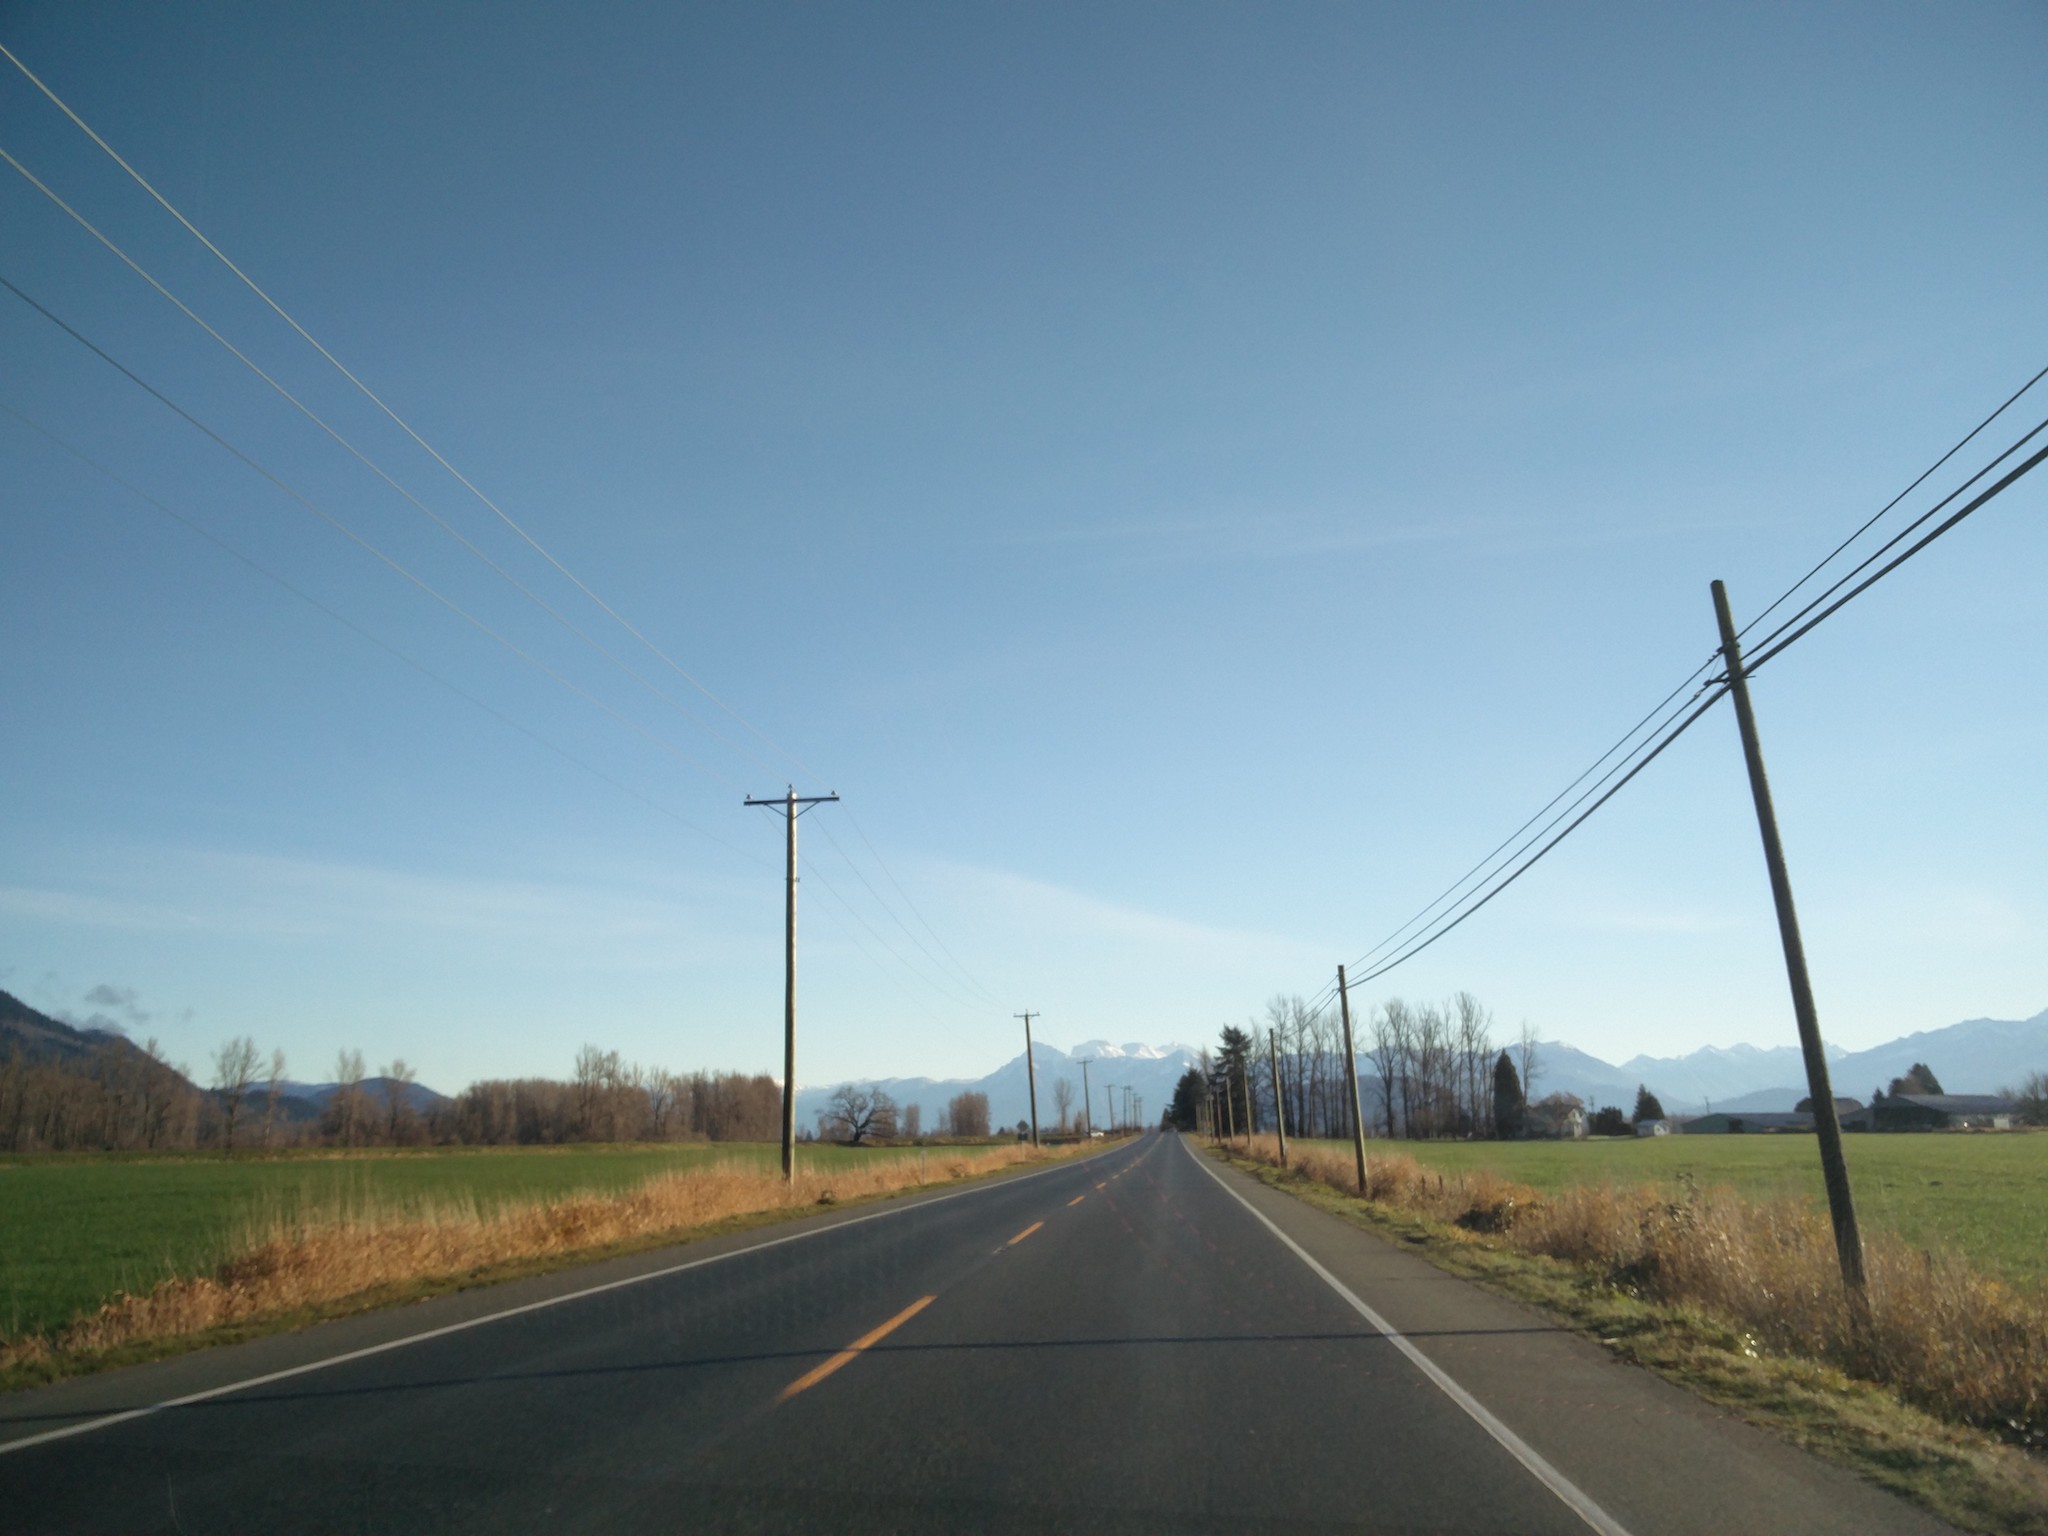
<box><xmin>1882</xmin><ymin>1094</ymin><xmax>2016</xmax><ymax>1114</ymax></box>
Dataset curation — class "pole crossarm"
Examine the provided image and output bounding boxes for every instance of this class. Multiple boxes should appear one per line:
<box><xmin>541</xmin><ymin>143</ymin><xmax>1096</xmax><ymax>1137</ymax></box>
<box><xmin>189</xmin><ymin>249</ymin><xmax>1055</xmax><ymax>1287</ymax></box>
<box><xmin>744</xmin><ymin>791</ymin><xmax>840</xmax><ymax>815</ymax></box>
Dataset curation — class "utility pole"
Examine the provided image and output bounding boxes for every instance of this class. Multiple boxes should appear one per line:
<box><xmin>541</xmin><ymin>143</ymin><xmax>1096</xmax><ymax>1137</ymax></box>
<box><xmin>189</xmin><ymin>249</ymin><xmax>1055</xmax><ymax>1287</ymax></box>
<box><xmin>1016</xmin><ymin>1011</ymin><xmax>1041</xmax><ymax>1147</ymax></box>
<box><xmin>1711</xmin><ymin>581</ymin><xmax>1867</xmax><ymax>1302</ymax></box>
<box><xmin>1269</xmin><ymin>1028</ymin><xmax>1289</xmax><ymax>1168</ymax></box>
<box><xmin>1337</xmin><ymin>965</ymin><xmax>1369</xmax><ymax>1195</ymax></box>
<box><xmin>1222</xmin><ymin>1078</ymin><xmax>1235</xmax><ymax>1144</ymax></box>
<box><xmin>744</xmin><ymin>787</ymin><xmax>839</xmax><ymax>1183</ymax></box>
<box><xmin>1077</xmin><ymin>1057</ymin><xmax>1094</xmax><ymax>1136</ymax></box>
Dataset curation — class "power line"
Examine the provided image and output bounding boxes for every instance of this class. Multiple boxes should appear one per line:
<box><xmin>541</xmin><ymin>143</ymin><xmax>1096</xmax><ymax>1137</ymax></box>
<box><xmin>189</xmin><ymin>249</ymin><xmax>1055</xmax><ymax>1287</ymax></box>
<box><xmin>1</xmin><ymin>39</ymin><xmax>807</xmax><ymax>779</ymax></box>
<box><xmin>1327</xmin><ymin>383</ymin><xmax>2048</xmax><ymax>997</ymax></box>
<box><xmin>4</xmin><ymin>69</ymin><xmax>1004</xmax><ymax>1024</ymax></box>
<box><xmin>1343</xmin><ymin>654</ymin><xmax>1719</xmax><ymax>975</ymax></box>
<box><xmin>0</xmin><ymin>271</ymin><xmax>742</xmax><ymax>796</ymax></box>
<box><xmin>1347</xmin><ymin>684</ymin><xmax>1727</xmax><ymax>988</ymax></box>
<box><xmin>1742</xmin><ymin>416</ymin><xmax>2048</xmax><ymax>672</ymax></box>
<box><xmin>809</xmin><ymin>817</ymin><xmax>1002</xmax><ymax>1016</ymax></box>
<box><xmin>841</xmin><ymin>805</ymin><xmax>1006</xmax><ymax>1009</ymax></box>
<box><xmin>1736</xmin><ymin>362</ymin><xmax>2048</xmax><ymax>643</ymax></box>
<box><xmin>0</xmin><ymin>398</ymin><xmax>760</xmax><ymax>864</ymax></box>
<box><xmin>0</xmin><ymin>137</ymin><xmax>771</xmax><ymax>780</ymax></box>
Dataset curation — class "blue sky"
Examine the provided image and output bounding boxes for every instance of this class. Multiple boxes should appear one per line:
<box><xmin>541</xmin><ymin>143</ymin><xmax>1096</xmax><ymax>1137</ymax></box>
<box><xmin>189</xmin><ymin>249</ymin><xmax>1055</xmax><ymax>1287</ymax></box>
<box><xmin>2</xmin><ymin>1</ymin><xmax>2043</xmax><ymax>1093</ymax></box>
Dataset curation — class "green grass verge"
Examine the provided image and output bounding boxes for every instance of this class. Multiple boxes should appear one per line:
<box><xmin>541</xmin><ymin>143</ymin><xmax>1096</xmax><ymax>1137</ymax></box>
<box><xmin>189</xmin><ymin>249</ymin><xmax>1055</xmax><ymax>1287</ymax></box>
<box><xmin>1287</xmin><ymin>1132</ymin><xmax>2048</xmax><ymax>1290</ymax></box>
<box><xmin>0</xmin><ymin>1141</ymin><xmax>975</xmax><ymax>1342</ymax></box>
<box><xmin>1218</xmin><ymin>1146</ymin><xmax>2048</xmax><ymax>1536</ymax></box>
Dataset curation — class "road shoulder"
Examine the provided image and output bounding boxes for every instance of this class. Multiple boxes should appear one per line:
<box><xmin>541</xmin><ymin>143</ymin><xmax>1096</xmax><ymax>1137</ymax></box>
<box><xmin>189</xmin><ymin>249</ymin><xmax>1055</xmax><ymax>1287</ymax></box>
<box><xmin>1190</xmin><ymin>1136</ymin><xmax>1961</xmax><ymax>1536</ymax></box>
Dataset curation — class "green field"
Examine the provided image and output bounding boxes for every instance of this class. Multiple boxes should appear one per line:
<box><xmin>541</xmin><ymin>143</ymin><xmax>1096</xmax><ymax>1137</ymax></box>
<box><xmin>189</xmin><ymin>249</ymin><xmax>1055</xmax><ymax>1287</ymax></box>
<box><xmin>1296</xmin><ymin>1132</ymin><xmax>2048</xmax><ymax>1290</ymax></box>
<box><xmin>0</xmin><ymin>1141</ymin><xmax>945</xmax><ymax>1341</ymax></box>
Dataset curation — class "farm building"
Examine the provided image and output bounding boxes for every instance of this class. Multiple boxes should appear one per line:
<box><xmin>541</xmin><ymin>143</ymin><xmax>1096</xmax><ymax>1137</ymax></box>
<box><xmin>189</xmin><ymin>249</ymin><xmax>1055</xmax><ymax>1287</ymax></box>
<box><xmin>1684</xmin><ymin>1110</ymin><xmax>1814</xmax><ymax>1135</ymax></box>
<box><xmin>1865</xmin><ymin>1093</ymin><xmax>2016</xmax><ymax>1131</ymax></box>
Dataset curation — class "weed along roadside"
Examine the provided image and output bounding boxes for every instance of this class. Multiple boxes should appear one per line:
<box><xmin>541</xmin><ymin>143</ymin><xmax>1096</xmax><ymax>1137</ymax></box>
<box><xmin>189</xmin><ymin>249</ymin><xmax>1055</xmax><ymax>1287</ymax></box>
<box><xmin>1209</xmin><ymin>1135</ymin><xmax>2048</xmax><ymax>1536</ymax></box>
<box><xmin>0</xmin><ymin>1137</ymin><xmax>1112</xmax><ymax>1393</ymax></box>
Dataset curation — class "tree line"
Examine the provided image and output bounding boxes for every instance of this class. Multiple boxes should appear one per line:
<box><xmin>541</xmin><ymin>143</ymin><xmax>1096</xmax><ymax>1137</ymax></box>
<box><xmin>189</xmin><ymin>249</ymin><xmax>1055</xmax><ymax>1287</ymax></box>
<box><xmin>1169</xmin><ymin>992</ymin><xmax>1584</xmax><ymax>1142</ymax></box>
<box><xmin>0</xmin><ymin>1036</ymin><xmax>787</xmax><ymax>1153</ymax></box>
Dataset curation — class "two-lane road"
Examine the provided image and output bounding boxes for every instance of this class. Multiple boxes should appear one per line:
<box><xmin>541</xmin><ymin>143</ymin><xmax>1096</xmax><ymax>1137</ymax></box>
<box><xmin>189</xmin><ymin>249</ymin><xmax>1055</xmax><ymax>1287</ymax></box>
<box><xmin>0</xmin><ymin>1134</ymin><xmax>1954</xmax><ymax>1533</ymax></box>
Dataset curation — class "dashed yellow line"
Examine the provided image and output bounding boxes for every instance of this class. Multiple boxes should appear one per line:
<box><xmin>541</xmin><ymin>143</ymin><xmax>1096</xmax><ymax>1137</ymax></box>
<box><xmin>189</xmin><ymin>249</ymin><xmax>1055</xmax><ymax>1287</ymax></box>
<box><xmin>1067</xmin><ymin>1195</ymin><xmax>1086</xmax><ymax>1206</ymax></box>
<box><xmin>776</xmin><ymin>1295</ymin><xmax>935</xmax><ymax>1402</ymax></box>
<box><xmin>1095</xmin><ymin>1182</ymin><xmax>1107</xmax><ymax>1190</ymax></box>
<box><xmin>1008</xmin><ymin>1221</ymin><xmax>1045</xmax><ymax>1246</ymax></box>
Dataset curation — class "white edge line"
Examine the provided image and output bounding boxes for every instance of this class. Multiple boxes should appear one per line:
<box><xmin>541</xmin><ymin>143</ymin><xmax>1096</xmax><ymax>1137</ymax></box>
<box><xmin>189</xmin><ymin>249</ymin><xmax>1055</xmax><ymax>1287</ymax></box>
<box><xmin>0</xmin><ymin>1142</ymin><xmax>1130</xmax><ymax>1458</ymax></box>
<box><xmin>1180</xmin><ymin>1137</ymin><xmax>1634</xmax><ymax>1536</ymax></box>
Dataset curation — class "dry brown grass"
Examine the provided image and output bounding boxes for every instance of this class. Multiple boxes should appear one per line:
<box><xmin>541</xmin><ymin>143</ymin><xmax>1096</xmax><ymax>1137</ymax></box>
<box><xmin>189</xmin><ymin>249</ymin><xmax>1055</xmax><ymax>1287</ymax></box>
<box><xmin>2</xmin><ymin>1143</ymin><xmax>1068</xmax><ymax>1374</ymax></box>
<box><xmin>1230</xmin><ymin>1134</ymin><xmax>2048</xmax><ymax>1443</ymax></box>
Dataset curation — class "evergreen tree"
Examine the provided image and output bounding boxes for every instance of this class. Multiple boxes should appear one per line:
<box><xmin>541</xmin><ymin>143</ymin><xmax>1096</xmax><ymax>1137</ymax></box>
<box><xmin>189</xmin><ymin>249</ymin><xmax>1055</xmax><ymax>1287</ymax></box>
<box><xmin>1491</xmin><ymin>1050</ymin><xmax>1525</xmax><ymax>1140</ymax></box>
<box><xmin>1217</xmin><ymin>1025</ymin><xmax>1255</xmax><ymax>1133</ymax></box>
<box><xmin>1886</xmin><ymin>1062</ymin><xmax>1944</xmax><ymax>1096</ymax></box>
<box><xmin>1166</xmin><ymin>1068</ymin><xmax>1204</xmax><ymax>1131</ymax></box>
<box><xmin>1629</xmin><ymin>1084</ymin><xmax>1666</xmax><ymax>1124</ymax></box>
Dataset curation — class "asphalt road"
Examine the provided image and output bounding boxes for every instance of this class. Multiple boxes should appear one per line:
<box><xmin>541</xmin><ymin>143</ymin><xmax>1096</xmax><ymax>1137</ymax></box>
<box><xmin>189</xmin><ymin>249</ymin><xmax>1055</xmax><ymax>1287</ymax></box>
<box><xmin>0</xmin><ymin>1132</ymin><xmax>1956</xmax><ymax>1534</ymax></box>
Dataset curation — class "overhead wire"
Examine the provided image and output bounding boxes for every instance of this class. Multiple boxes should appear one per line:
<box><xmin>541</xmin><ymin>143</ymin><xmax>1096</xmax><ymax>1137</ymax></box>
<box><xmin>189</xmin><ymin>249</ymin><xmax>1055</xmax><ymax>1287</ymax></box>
<box><xmin>838</xmin><ymin>805</ymin><xmax>1008</xmax><ymax>1010</ymax></box>
<box><xmin>1327</xmin><ymin>373</ymin><xmax>2048</xmax><ymax>1000</ymax></box>
<box><xmin>0</xmin><ymin>138</ymin><xmax>773</xmax><ymax>780</ymax></box>
<box><xmin>0</xmin><ymin>399</ymin><xmax>762</xmax><ymax>864</ymax></box>
<box><xmin>1735</xmin><ymin>362</ymin><xmax>2048</xmax><ymax>643</ymax></box>
<box><xmin>1343</xmin><ymin>653</ymin><xmax>1720</xmax><ymax>975</ymax></box>
<box><xmin>2</xmin><ymin>57</ymin><xmax>998</xmax><ymax>1025</ymax></box>
<box><xmin>1741</xmin><ymin>416</ymin><xmax>2048</xmax><ymax>672</ymax></box>
<box><xmin>809</xmin><ymin>817</ymin><xmax>1002</xmax><ymax>1015</ymax></box>
<box><xmin>0</xmin><ymin>39</ymin><xmax>807</xmax><ymax>778</ymax></box>
<box><xmin>0</xmin><ymin>272</ymin><xmax>746</xmax><ymax>796</ymax></box>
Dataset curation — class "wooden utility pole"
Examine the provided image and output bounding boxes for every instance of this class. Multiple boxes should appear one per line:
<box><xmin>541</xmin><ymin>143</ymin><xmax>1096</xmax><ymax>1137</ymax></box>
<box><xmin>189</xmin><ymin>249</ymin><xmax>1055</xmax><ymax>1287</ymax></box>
<box><xmin>1222</xmin><ymin>1078</ymin><xmax>1235</xmax><ymax>1143</ymax></box>
<box><xmin>1016</xmin><ymin>1011</ymin><xmax>1041</xmax><ymax>1147</ymax></box>
<box><xmin>1078</xmin><ymin>1057</ymin><xmax>1094</xmax><ymax>1137</ymax></box>
<box><xmin>1268</xmin><ymin>1028</ymin><xmax>1289</xmax><ymax>1167</ymax></box>
<box><xmin>1711</xmin><ymin>581</ymin><xmax>1867</xmax><ymax>1300</ymax></box>
<box><xmin>744</xmin><ymin>787</ymin><xmax>839</xmax><ymax>1183</ymax></box>
<box><xmin>1337</xmin><ymin>965</ymin><xmax>1369</xmax><ymax>1194</ymax></box>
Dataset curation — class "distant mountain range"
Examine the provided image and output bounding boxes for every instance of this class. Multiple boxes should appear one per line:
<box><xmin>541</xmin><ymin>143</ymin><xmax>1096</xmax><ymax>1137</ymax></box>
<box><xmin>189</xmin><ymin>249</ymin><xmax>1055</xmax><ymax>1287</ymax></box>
<box><xmin>0</xmin><ymin>990</ymin><xmax>446</xmax><ymax>1119</ymax></box>
<box><xmin>798</xmin><ymin>1008</ymin><xmax>2048</xmax><ymax>1128</ymax></box>
<box><xmin>792</xmin><ymin>1039</ymin><xmax>1201</xmax><ymax>1136</ymax></box>
<box><xmin>9</xmin><ymin>985</ymin><xmax>2041</xmax><ymax>1128</ymax></box>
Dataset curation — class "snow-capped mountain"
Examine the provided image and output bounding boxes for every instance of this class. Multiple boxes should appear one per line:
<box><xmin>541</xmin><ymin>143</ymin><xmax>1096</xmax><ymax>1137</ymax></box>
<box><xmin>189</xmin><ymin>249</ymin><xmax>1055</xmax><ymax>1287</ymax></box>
<box><xmin>792</xmin><ymin>1039</ymin><xmax>1201</xmax><ymax>1135</ymax></box>
<box><xmin>795</xmin><ymin>1007</ymin><xmax>2047</xmax><ymax>1130</ymax></box>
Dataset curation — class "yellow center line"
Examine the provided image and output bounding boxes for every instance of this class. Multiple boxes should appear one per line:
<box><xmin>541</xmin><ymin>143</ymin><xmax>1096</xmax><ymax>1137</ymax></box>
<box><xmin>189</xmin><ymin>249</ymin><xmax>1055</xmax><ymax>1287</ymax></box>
<box><xmin>1095</xmin><ymin>1182</ymin><xmax>1106</xmax><ymax>1190</ymax></box>
<box><xmin>1066</xmin><ymin>1194</ymin><xmax>1085</xmax><ymax>1206</ymax></box>
<box><xmin>1008</xmin><ymin>1220</ymin><xmax>1045</xmax><ymax>1245</ymax></box>
<box><xmin>776</xmin><ymin>1294</ymin><xmax>936</xmax><ymax>1403</ymax></box>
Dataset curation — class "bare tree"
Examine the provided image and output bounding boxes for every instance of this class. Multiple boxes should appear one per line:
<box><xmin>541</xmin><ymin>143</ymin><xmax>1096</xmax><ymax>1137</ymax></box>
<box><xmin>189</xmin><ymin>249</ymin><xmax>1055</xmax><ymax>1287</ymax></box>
<box><xmin>1454</xmin><ymin>991</ymin><xmax>1493</xmax><ymax>1138</ymax></box>
<box><xmin>261</xmin><ymin>1047</ymin><xmax>287</xmax><ymax>1149</ymax></box>
<box><xmin>330</xmin><ymin>1048</ymin><xmax>366</xmax><ymax>1147</ymax></box>
<box><xmin>901</xmin><ymin>1102</ymin><xmax>922</xmax><ymax>1139</ymax></box>
<box><xmin>1051</xmin><ymin>1077</ymin><xmax>1075</xmax><ymax>1132</ymax></box>
<box><xmin>945</xmin><ymin>1089</ymin><xmax>991</xmax><ymax>1139</ymax></box>
<box><xmin>1517</xmin><ymin>1021</ymin><xmax>1541</xmax><ymax>1106</ymax></box>
<box><xmin>381</xmin><ymin>1059</ymin><xmax>418</xmax><ymax>1145</ymax></box>
<box><xmin>822</xmin><ymin>1084</ymin><xmax>897</xmax><ymax>1145</ymax></box>
<box><xmin>211</xmin><ymin>1036</ymin><xmax>261</xmax><ymax>1153</ymax></box>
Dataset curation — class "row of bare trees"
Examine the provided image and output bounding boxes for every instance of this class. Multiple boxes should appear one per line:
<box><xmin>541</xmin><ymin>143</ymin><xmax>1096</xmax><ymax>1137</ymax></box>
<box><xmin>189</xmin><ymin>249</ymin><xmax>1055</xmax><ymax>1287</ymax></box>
<box><xmin>2</xmin><ymin>1036</ymin><xmax>788</xmax><ymax>1152</ymax></box>
<box><xmin>0</xmin><ymin>1040</ymin><xmax>202</xmax><ymax>1152</ymax></box>
<box><xmin>446</xmin><ymin>1055</ymin><xmax>781</xmax><ymax>1145</ymax></box>
<box><xmin>1236</xmin><ymin>992</ymin><xmax>1543</xmax><ymax>1141</ymax></box>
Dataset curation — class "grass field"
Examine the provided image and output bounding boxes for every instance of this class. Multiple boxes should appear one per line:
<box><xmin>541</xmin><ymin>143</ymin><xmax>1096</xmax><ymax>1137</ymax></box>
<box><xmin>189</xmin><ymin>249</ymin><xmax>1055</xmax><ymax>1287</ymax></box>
<box><xmin>0</xmin><ymin>1141</ymin><xmax>953</xmax><ymax>1341</ymax></box>
<box><xmin>1290</xmin><ymin>1132</ymin><xmax>2048</xmax><ymax>1289</ymax></box>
